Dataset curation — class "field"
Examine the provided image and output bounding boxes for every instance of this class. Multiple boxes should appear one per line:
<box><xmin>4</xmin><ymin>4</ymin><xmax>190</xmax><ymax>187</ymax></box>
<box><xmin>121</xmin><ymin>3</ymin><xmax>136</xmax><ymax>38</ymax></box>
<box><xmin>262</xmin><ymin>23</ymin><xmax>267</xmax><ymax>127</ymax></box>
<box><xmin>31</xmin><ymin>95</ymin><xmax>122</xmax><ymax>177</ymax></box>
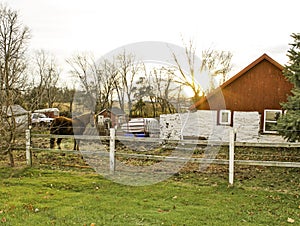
<box><xmin>0</xmin><ymin>150</ymin><xmax>300</xmax><ymax>226</ymax></box>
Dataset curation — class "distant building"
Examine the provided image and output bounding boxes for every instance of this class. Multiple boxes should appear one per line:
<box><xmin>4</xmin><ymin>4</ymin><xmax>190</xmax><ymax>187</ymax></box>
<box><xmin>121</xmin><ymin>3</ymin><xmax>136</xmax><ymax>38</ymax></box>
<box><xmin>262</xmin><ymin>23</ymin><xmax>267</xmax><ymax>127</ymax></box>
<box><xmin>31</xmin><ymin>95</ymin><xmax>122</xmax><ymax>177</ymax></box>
<box><xmin>34</xmin><ymin>108</ymin><xmax>59</xmax><ymax>118</ymax></box>
<box><xmin>1</xmin><ymin>105</ymin><xmax>29</xmax><ymax>128</ymax></box>
<box><xmin>97</xmin><ymin>107</ymin><xmax>126</xmax><ymax>129</ymax></box>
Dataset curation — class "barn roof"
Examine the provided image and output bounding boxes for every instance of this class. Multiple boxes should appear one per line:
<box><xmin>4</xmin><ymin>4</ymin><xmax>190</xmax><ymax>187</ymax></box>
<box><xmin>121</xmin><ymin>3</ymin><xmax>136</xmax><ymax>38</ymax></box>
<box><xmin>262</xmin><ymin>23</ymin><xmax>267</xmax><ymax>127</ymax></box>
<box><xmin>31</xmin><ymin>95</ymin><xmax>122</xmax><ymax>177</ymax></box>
<box><xmin>2</xmin><ymin>105</ymin><xmax>29</xmax><ymax>117</ymax></box>
<box><xmin>189</xmin><ymin>53</ymin><xmax>284</xmax><ymax>110</ymax></box>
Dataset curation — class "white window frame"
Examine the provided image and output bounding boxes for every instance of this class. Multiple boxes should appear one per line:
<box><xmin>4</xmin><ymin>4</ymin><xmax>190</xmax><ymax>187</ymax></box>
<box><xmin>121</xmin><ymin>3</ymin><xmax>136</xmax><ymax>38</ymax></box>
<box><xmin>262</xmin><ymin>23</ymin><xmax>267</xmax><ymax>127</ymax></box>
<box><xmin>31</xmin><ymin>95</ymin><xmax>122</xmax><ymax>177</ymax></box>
<box><xmin>219</xmin><ymin>110</ymin><xmax>231</xmax><ymax>125</ymax></box>
<box><xmin>263</xmin><ymin>109</ymin><xmax>282</xmax><ymax>134</ymax></box>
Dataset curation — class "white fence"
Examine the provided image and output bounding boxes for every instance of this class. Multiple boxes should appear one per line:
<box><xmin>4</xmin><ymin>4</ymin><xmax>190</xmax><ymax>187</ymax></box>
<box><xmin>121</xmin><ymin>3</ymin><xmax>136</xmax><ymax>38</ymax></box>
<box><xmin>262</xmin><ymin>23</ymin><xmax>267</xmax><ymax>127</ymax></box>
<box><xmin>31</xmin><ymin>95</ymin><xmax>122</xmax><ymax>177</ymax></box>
<box><xmin>26</xmin><ymin>128</ymin><xmax>300</xmax><ymax>185</ymax></box>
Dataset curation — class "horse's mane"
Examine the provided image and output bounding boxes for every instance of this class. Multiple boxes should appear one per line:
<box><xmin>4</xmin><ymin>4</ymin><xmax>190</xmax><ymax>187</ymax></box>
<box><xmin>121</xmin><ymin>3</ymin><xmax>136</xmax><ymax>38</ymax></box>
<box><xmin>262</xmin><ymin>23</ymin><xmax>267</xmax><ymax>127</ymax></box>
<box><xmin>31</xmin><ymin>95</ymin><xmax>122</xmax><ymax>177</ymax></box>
<box><xmin>52</xmin><ymin>116</ymin><xmax>72</xmax><ymax>125</ymax></box>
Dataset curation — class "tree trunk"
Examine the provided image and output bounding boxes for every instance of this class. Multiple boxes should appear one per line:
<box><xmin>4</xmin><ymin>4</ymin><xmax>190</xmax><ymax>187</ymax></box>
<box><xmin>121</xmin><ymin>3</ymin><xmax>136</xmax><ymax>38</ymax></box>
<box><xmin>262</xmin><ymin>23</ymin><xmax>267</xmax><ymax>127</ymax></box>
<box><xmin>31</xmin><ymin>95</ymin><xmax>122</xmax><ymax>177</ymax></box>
<box><xmin>8</xmin><ymin>148</ymin><xmax>15</xmax><ymax>167</ymax></box>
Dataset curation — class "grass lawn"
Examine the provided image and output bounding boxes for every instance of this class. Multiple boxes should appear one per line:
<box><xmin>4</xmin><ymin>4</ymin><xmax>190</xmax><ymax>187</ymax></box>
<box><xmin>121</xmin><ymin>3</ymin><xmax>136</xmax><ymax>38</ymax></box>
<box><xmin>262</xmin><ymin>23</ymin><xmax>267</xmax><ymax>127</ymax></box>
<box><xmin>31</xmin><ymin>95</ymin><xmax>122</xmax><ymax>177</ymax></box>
<box><xmin>0</xmin><ymin>164</ymin><xmax>299</xmax><ymax>226</ymax></box>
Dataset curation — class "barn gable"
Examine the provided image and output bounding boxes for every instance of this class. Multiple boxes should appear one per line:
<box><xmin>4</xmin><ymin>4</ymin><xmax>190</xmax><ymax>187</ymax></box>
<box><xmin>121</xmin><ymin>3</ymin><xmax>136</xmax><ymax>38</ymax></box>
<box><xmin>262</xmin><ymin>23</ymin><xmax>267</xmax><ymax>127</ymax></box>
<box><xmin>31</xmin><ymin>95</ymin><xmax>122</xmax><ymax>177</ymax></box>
<box><xmin>190</xmin><ymin>53</ymin><xmax>293</xmax><ymax>132</ymax></box>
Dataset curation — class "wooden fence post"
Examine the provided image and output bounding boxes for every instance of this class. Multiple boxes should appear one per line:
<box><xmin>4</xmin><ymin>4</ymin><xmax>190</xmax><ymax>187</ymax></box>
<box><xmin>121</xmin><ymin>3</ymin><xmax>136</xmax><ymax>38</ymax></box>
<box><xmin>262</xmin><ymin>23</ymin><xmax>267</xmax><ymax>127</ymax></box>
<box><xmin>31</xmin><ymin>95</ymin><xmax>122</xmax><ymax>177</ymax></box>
<box><xmin>25</xmin><ymin>128</ymin><xmax>32</xmax><ymax>167</ymax></box>
<box><xmin>229</xmin><ymin>128</ymin><xmax>235</xmax><ymax>185</ymax></box>
<box><xmin>110</xmin><ymin>128</ymin><xmax>116</xmax><ymax>173</ymax></box>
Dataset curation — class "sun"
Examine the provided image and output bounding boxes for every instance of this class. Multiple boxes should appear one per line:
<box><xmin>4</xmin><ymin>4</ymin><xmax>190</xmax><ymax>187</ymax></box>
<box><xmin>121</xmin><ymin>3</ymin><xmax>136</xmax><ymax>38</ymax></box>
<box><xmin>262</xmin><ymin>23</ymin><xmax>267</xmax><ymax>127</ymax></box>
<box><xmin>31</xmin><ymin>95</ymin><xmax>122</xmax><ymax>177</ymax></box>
<box><xmin>183</xmin><ymin>86</ymin><xmax>195</xmax><ymax>98</ymax></box>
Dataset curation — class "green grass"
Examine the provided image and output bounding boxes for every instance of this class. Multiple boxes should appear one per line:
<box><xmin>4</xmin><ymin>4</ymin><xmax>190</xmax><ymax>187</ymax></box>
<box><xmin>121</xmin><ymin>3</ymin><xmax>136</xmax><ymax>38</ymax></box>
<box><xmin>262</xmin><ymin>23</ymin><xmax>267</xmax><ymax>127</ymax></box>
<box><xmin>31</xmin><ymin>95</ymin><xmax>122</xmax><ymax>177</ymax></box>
<box><xmin>0</xmin><ymin>165</ymin><xmax>299</xmax><ymax>225</ymax></box>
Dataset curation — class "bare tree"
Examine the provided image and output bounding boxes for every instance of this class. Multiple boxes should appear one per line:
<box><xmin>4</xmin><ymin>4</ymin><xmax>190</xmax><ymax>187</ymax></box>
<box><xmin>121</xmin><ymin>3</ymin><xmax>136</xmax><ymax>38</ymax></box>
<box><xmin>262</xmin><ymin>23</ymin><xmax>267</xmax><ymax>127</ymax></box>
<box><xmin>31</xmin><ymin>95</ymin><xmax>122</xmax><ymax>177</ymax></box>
<box><xmin>114</xmin><ymin>50</ymin><xmax>140</xmax><ymax>116</ymax></box>
<box><xmin>151</xmin><ymin>66</ymin><xmax>179</xmax><ymax>114</ymax></box>
<box><xmin>0</xmin><ymin>4</ymin><xmax>30</xmax><ymax>166</ymax></box>
<box><xmin>67</xmin><ymin>53</ymin><xmax>90</xmax><ymax>90</ymax></box>
<box><xmin>171</xmin><ymin>39</ymin><xmax>202</xmax><ymax>103</ymax></box>
<box><xmin>98</xmin><ymin>59</ymin><xmax>118</xmax><ymax>110</ymax></box>
<box><xmin>201</xmin><ymin>48</ymin><xmax>233</xmax><ymax>91</ymax></box>
<box><xmin>67</xmin><ymin>53</ymin><xmax>96</xmax><ymax>112</ymax></box>
<box><xmin>67</xmin><ymin>53</ymin><xmax>116</xmax><ymax>112</ymax></box>
<box><xmin>171</xmin><ymin>38</ymin><xmax>232</xmax><ymax>102</ymax></box>
<box><xmin>28</xmin><ymin>50</ymin><xmax>60</xmax><ymax>110</ymax></box>
<box><xmin>130</xmin><ymin>65</ymin><xmax>186</xmax><ymax>117</ymax></box>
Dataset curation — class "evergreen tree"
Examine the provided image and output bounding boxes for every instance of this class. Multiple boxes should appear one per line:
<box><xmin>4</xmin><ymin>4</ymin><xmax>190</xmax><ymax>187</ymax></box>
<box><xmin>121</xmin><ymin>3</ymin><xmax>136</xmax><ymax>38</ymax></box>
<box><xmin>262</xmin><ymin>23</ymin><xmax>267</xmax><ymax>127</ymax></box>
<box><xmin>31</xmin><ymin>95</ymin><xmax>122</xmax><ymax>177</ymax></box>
<box><xmin>277</xmin><ymin>33</ymin><xmax>300</xmax><ymax>142</ymax></box>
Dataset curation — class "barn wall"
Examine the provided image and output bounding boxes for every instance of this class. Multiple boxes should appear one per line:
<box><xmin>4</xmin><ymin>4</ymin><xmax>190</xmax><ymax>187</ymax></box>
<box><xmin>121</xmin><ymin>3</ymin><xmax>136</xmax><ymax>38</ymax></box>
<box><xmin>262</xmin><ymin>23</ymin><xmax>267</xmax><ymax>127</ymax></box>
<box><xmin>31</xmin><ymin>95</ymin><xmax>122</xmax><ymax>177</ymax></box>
<box><xmin>197</xmin><ymin>59</ymin><xmax>293</xmax><ymax>130</ymax></box>
<box><xmin>221</xmin><ymin>60</ymin><xmax>292</xmax><ymax>112</ymax></box>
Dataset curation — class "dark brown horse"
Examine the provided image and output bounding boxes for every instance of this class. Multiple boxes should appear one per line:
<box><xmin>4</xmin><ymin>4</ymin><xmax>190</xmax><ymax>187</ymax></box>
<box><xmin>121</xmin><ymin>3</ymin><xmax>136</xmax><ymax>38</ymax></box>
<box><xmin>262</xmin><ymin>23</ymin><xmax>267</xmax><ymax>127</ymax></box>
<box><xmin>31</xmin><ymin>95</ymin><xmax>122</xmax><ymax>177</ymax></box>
<box><xmin>50</xmin><ymin>112</ymin><xmax>95</xmax><ymax>150</ymax></box>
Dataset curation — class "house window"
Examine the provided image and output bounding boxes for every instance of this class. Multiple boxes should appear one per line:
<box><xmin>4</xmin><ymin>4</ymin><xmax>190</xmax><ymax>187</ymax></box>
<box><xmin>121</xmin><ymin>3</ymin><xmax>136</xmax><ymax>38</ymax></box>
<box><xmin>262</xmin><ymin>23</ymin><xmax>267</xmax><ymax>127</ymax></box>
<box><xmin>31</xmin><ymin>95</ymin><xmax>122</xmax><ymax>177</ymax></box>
<box><xmin>219</xmin><ymin>110</ymin><xmax>231</xmax><ymax>125</ymax></box>
<box><xmin>263</xmin><ymin>109</ymin><xmax>282</xmax><ymax>133</ymax></box>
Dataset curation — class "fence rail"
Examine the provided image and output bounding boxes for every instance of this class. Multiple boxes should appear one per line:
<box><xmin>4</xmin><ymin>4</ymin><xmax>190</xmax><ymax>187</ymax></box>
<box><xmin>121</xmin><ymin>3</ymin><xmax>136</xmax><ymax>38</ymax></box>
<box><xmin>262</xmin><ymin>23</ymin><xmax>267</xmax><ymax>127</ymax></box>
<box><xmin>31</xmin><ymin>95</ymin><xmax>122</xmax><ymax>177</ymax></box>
<box><xmin>30</xmin><ymin>133</ymin><xmax>300</xmax><ymax>148</ymax></box>
<box><xmin>26</xmin><ymin>128</ymin><xmax>300</xmax><ymax>184</ymax></box>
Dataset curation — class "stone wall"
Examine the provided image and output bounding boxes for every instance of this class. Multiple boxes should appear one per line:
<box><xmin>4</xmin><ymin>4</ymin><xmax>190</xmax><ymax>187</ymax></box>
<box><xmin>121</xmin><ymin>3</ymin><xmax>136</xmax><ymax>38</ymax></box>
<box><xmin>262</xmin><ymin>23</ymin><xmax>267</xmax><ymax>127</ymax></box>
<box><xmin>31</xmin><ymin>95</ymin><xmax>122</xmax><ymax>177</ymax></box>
<box><xmin>160</xmin><ymin>110</ymin><xmax>219</xmax><ymax>140</ymax></box>
<box><xmin>181</xmin><ymin>110</ymin><xmax>217</xmax><ymax>139</ymax></box>
<box><xmin>160</xmin><ymin>110</ymin><xmax>260</xmax><ymax>142</ymax></box>
<box><xmin>160</xmin><ymin>113</ymin><xmax>182</xmax><ymax>140</ymax></box>
<box><xmin>233</xmin><ymin>111</ymin><xmax>260</xmax><ymax>142</ymax></box>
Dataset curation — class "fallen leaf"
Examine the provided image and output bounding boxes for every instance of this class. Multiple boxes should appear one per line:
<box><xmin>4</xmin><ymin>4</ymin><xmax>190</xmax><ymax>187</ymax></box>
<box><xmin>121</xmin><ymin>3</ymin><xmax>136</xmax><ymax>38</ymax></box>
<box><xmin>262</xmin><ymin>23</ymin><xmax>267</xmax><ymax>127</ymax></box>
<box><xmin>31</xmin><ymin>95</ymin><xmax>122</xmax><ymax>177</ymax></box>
<box><xmin>24</xmin><ymin>204</ymin><xmax>34</xmax><ymax>211</ymax></box>
<box><xmin>287</xmin><ymin>217</ymin><xmax>295</xmax><ymax>223</ymax></box>
<box><xmin>1</xmin><ymin>217</ymin><xmax>6</xmax><ymax>223</ymax></box>
<box><xmin>90</xmin><ymin>223</ymin><xmax>96</xmax><ymax>226</ymax></box>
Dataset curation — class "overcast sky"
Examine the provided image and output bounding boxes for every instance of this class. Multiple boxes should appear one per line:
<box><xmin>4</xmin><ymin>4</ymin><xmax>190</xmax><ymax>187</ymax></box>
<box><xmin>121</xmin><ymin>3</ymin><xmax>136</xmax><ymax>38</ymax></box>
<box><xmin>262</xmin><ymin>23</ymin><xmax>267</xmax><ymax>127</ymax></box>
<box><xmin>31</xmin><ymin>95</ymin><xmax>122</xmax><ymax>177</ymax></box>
<box><xmin>7</xmin><ymin>0</ymin><xmax>300</xmax><ymax>80</ymax></box>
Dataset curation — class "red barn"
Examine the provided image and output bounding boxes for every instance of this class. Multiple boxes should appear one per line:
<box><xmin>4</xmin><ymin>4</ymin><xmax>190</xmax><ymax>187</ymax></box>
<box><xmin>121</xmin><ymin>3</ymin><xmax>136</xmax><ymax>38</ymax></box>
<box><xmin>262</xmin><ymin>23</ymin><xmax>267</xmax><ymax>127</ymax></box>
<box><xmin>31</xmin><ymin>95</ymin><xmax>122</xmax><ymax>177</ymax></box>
<box><xmin>97</xmin><ymin>107</ymin><xmax>126</xmax><ymax>128</ymax></box>
<box><xmin>190</xmin><ymin>54</ymin><xmax>293</xmax><ymax>133</ymax></box>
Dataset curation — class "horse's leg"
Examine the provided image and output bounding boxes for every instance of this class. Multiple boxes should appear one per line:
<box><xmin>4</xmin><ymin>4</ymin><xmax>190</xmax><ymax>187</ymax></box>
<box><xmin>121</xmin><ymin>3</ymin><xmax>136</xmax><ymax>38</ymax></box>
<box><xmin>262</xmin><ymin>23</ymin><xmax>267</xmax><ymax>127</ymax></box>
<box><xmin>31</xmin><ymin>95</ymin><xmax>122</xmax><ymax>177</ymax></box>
<box><xmin>50</xmin><ymin>138</ymin><xmax>55</xmax><ymax>149</ymax></box>
<box><xmin>57</xmin><ymin>138</ymin><xmax>62</xmax><ymax>149</ymax></box>
<box><xmin>77</xmin><ymin>140</ymin><xmax>80</xmax><ymax>151</ymax></box>
<box><xmin>73</xmin><ymin>139</ymin><xmax>77</xmax><ymax>151</ymax></box>
<box><xmin>73</xmin><ymin>139</ymin><xmax>80</xmax><ymax>150</ymax></box>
